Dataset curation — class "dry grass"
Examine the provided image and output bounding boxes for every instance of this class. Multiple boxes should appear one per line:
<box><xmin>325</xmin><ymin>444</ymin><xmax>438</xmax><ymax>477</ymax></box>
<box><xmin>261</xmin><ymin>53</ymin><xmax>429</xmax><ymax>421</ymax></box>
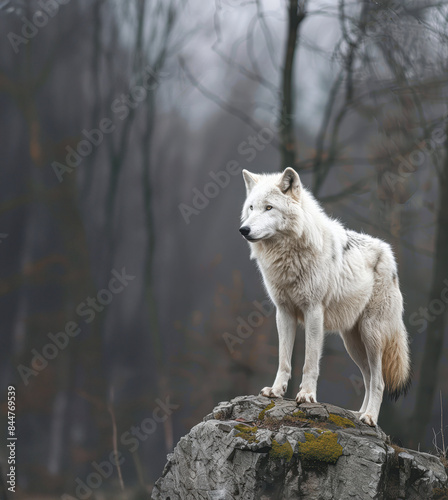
<box><xmin>432</xmin><ymin>391</ymin><xmax>448</xmax><ymax>471</ymax></box>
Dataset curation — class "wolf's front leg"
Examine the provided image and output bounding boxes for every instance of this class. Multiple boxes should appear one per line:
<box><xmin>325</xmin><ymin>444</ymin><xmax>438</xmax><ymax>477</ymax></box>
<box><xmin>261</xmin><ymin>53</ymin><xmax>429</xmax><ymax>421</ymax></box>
<box><xmin>261</xmin><ymin>307</ymin><xmax>297</xmax><ymax>398</ymax></box>
<box><xmin>296</xmin><ymin>305</ymin><xmax>324</xmax><ymax>404</ymax></box>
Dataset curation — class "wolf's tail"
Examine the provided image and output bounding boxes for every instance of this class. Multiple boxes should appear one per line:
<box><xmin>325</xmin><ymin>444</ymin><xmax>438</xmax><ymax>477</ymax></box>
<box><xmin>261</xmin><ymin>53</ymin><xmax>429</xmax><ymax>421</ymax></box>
<box><xmin>382</xmin><ymin>324</ymin><xmax>412</xmax><ymax>401</ymax></box>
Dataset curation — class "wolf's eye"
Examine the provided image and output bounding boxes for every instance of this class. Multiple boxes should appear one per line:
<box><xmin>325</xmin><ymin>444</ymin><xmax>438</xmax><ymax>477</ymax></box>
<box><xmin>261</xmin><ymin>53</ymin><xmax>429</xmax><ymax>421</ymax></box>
<box><xmin>249</xmin><ymin>205</ymin><xmax>253</xmax><ymax>210</ymax></box>
<box><xmin>266</xmin><ymin>205</ymin><xmax>273</xmax><ymax>211</ymax></box>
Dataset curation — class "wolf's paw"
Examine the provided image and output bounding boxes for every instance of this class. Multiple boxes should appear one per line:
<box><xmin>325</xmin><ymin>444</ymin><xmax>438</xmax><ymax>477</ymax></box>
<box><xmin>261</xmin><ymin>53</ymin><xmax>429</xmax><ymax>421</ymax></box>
<box><xmin>295</xmin><ymin>390</ymin><xmax>317</xmax><ymax>404</ymax></box>
<box><xmin>360</xmin><ymin>412</ymin><xmax>377</xmax><ymax>427</ymax></box>
<box><xmin>260</xmin><ymin>386</ymin><xmax>285</xmax><ymax>398</ymax></box>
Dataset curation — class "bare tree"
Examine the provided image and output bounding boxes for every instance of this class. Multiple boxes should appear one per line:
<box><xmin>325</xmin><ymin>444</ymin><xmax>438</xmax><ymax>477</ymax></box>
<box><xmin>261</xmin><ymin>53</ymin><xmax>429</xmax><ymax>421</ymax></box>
<box><xmin>280</xmin><ymin>0</ymin><xmax>308</xmax><ymax>169</ymax></box>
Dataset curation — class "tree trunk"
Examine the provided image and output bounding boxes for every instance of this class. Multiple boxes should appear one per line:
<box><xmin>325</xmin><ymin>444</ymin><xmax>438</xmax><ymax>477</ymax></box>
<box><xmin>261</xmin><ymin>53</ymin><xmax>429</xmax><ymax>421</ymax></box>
<box><xmin>279</xmin><ymin>0</ymin><xmax>306</xmax><ymax>170</ymax></box>
<box><xmin>410</xmin><ymin>155</ymin><xmax>448</xmax><ymax>447</ymax></box>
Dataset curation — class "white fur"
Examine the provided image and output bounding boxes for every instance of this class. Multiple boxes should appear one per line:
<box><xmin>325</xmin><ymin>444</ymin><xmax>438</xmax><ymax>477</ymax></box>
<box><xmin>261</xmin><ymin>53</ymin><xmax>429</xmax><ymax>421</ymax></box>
<box><xmin>240</xmin><ymin>168</ymin><xmax>411</xmax><ymax>426</ymax></box>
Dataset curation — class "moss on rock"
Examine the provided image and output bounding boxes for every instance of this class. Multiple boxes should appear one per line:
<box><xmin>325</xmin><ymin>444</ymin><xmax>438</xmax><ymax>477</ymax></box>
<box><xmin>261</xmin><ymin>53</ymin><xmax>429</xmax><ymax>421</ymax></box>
<box><xmin>260</xmin><ymin>409</ymin><xmax>309</xmax><ymax>432</ymax></box>
<box><xmin>297</xmin><ymin>431</ymin><xmax>343</xmax><ymax>465</ymax></box>
<box><xmin>292</xmin><ymin>410</ymin><xmax>306</xmax><ymax>418</ymax></box>
<box><xmin>328</xmin><ymin>413</ymin><xmax>355</xmax><ymax>428</ymax></box>
<box><xmin>258</xmin><ymin>400</ymin><xmax>275</xmax><ymax>420</ymax></box>
<box><xmin>235</xmin><ymin>424</ymin><xmax>259</xmax><ymax>444</ymax></box>
<box><xmin>270</xmin><ymin>439</ymin><xmax>293</xmax><ymax>462</ymax></box>
<box><xmin>282</xmin><ymin>412</ymin><xmax>308</xmax><ymax>426</ymax></box>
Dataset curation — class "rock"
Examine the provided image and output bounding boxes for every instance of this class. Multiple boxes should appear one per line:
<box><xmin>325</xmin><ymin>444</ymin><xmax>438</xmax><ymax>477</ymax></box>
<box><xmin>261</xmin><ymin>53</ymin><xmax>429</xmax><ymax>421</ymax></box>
<box><xmin>151</xmin><ymin>395</ymin><xmax>448</xmax><ymax>500</ymax></box>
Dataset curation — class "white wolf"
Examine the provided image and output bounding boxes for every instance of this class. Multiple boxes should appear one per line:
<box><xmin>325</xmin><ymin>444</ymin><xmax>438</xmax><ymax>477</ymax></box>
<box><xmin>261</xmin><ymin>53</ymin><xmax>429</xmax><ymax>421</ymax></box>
<box><xmin>239</xmin><ymin>167</ymin><xmax>411</xmax><ymax>426</ymax></box>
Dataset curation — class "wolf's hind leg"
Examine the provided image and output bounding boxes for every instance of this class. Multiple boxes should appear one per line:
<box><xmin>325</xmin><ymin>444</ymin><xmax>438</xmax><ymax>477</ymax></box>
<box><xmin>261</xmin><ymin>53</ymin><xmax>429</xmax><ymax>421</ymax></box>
<box><xmin>359</xmin><ymin>324</ymin><xmax>384</xmax><ymax>427</ymax></box>
<box><xmin>341</xmin><ymin>326</ymin><xmax>371</xmax><ymax>414</ymax></box>
<box><xmin>260</xmin><ymin>306</ymin><xmax>297</xmax><ymax>398</ymax></box>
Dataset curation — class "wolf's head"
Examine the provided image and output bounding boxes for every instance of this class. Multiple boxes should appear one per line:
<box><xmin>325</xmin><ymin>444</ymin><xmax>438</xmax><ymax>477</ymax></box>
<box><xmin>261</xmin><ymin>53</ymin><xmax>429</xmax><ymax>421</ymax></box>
<box><xmin>239</xmin><ymin>167</ymin><xmax>302</xmax><ymax>242</ymax></box>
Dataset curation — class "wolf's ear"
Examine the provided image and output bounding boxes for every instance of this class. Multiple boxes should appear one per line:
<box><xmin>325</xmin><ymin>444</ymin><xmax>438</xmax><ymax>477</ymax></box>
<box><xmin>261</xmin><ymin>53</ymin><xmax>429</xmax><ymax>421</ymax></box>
<box><xmin>278</xmin><ymin>167</ymin><xmax>301</xmax><ymax>197</ymax></box>
<box><xmin>242</xmin><ymin>170</ymin><xmax>259</xmax><ymax>194</ymax></box>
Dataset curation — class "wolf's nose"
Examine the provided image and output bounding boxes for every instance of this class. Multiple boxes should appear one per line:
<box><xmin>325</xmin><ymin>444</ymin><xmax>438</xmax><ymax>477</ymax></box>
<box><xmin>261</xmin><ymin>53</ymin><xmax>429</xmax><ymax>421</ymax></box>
<box><xmin>239</xmin><ymin>226</ymin><xmax>251</xmax><ymax>236</ymax></box>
